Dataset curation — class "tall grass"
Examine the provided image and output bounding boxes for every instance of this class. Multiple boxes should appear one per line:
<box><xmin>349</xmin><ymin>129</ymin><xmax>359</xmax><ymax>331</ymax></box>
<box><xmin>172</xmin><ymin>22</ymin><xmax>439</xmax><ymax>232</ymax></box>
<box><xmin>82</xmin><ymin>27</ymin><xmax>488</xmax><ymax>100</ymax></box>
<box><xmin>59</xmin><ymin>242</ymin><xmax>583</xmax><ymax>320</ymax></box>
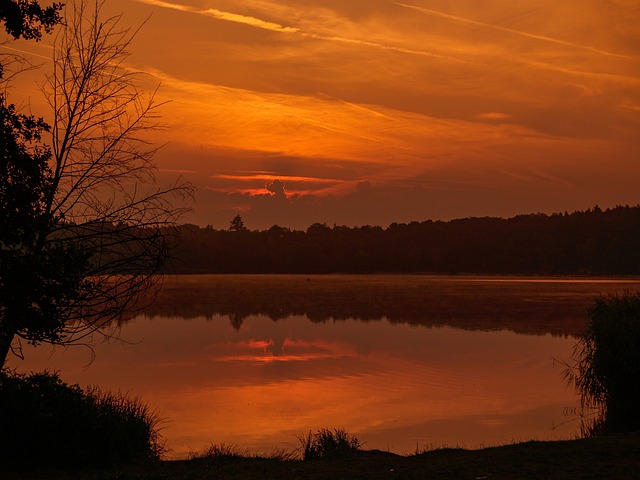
<box><xmin>188</xmin><ymin>443</ymin><xmax>296</xmax><ymax>462</ymax></box>
<box><xmin>298</xmin><ymin>428</ymin><xmax>363</xmax><ymax>460</ymax></box>
<box><xmin>188</xmin><ymin>443</ymin><xmax>248</xmax><ymax>460</ymax></box>
<box><xmin>0</xmin><ymin>370</ymin><xmax>165</xmax><ymax>467</ymax></box>
<box><xmin>564</xmin><ymin>292</ymin><xmax>640</xmax><ymax>436</ymax></box>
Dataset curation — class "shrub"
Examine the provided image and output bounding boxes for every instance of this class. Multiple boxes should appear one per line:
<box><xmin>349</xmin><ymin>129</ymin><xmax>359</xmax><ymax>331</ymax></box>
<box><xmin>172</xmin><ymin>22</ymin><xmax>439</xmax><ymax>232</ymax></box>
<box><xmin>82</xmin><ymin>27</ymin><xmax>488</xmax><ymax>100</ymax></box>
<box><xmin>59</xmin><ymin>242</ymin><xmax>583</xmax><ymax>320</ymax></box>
<box><xmin>298</xmin><ymin>428</ymin><xmax>362</xmax><ymax>460</ymax></box>
<box><xmin>0</xmin><ymin>370</ymin><xmax>165</xmax><ymax>467</ymax></box>
<box><xmin>565</xmin><ymin>292</ymin><xmax>640</xmax><ymax>436</ymax></box>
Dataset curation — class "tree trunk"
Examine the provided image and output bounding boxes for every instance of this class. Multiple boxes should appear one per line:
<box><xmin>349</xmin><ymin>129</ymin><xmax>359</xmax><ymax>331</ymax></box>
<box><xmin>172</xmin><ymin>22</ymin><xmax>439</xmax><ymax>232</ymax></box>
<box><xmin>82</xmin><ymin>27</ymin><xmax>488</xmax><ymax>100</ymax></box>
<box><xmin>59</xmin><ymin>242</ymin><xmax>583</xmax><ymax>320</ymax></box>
<box><xmin>0</xmin><ymin>330</ymin><xmax>16</xmax><ymax>369</ymax></box>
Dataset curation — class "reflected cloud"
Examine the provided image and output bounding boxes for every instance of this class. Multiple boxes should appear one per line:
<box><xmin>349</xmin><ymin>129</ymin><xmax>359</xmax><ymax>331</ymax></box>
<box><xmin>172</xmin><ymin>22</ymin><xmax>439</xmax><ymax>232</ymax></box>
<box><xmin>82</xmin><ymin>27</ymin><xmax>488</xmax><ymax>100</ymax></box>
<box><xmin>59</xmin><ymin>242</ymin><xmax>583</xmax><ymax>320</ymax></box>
<box><xmin>217</xmin><ymin>338</ymin><xmax>356</xmax><ymax>363</ymax></box>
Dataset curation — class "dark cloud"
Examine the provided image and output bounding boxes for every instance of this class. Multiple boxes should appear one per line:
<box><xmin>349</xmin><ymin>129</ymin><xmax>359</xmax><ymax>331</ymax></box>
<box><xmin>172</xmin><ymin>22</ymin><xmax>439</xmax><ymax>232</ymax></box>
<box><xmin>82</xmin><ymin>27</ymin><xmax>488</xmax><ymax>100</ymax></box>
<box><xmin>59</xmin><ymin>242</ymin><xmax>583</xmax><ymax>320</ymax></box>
<box><xmin>266</xmin><ymin>179</ymin><xmax>287</xmax><ymax>198</ymax></box>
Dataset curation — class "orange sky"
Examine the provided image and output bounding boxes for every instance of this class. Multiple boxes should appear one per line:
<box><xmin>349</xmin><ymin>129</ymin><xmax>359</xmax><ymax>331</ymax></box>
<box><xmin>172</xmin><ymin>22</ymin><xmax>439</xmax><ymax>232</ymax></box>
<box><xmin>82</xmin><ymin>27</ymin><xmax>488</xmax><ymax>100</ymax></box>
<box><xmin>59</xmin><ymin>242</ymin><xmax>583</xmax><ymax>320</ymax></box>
<box><xmin>5</xmin><ymin>0</ymin><xmax>640</xmax><ymax>229</ymax></box>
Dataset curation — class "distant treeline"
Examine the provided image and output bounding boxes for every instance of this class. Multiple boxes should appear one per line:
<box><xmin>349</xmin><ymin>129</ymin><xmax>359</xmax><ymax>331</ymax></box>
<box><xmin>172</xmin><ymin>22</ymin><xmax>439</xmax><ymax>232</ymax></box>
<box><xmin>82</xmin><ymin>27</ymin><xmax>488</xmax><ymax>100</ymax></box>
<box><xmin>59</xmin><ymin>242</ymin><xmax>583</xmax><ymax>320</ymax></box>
<box><xmin>170</xmin><ymin>205</ymin><xmax>640</xmax><ymax>275</ymax></box>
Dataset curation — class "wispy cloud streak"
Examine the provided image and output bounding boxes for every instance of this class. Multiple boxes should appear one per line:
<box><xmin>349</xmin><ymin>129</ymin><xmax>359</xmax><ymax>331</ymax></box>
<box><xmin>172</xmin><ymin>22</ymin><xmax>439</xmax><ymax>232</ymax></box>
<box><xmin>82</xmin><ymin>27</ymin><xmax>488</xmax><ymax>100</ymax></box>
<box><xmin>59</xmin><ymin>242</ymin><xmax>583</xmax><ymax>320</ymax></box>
<box><xmin>302</xmin><ymin>33</ymin><xmax>457</xmax><ymax>61</ymax></box>
<box><xmin>212</xmin><ymin>174</ymin><xmax>338</xmax><ymax>184</ymax></box>
<box><xmin>396</xmin><ymin>2</ymin><xmax>635</xmax><ymax>59</ymax></box>
<box><xmin>136</xmin><ymin>0</ymin><xmax>298</xmax><ymax>32</ymax></box>
<box><xmin>0</xmin><ymin>44</ymin><xmax>51</xmax><ymax>60</ymax></box>
<box><xmin>134</xmin><ymin>0</ymin><xmax>466</xmax><ymax>62</ymax></box>
<box><xmin>201</xmin><ymin>8</ymin><xmax>298</xmax><ymax>33</ymax></box>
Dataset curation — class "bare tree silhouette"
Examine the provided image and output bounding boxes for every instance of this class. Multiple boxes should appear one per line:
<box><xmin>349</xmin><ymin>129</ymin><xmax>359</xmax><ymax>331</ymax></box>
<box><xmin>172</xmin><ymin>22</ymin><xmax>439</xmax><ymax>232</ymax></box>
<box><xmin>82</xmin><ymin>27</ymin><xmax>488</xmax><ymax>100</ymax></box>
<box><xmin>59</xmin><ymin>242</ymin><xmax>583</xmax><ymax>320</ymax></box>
<box><xmin>1</xmin><ymin>0</ymin><xmax>192</xmax><ymax>366</ymax></box>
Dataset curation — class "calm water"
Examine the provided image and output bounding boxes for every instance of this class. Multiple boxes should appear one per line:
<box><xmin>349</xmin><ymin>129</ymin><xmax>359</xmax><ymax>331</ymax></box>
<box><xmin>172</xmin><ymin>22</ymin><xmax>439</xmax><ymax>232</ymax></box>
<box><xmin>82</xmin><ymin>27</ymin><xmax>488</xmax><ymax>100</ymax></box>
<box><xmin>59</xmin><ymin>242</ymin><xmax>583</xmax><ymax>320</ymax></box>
<box><xmin>10</xmin><ymin>275</ymin><xmax>640</xmax><ymax>458</ymax></box>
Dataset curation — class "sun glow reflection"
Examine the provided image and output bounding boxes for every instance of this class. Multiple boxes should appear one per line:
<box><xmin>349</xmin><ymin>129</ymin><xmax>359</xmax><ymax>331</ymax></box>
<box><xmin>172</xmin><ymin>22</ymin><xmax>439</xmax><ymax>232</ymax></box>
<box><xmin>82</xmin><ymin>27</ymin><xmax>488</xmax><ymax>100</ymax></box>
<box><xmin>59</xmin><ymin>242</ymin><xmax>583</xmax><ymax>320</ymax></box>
<box><xmin>217</xmin><ymin>338</ymin><xmax>356</xmax><ymax>363</ymax></box>
<box><xmin>11</xmin><ymin>310</ymin><xmax>580</xmax><ymax>457</ymax></box>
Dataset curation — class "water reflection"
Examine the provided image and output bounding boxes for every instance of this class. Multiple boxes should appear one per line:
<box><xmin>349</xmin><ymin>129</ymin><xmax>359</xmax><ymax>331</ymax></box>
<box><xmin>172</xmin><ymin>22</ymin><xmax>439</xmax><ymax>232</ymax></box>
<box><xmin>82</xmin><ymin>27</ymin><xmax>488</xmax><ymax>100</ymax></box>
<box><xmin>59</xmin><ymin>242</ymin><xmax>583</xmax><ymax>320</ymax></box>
<box><xmin>11</xmin><ymin>275</ymin><xmax>640</xmax><ymax>458</ymax></box>
<box><xmin>12</xmin><ymin>315</ymin><xmax>577</xmax><ymax>457</ymax></box>
<box><xmin>143</xmin><ymin>274</ymin><xmax>640</xmax><ymax>337</ymax></box>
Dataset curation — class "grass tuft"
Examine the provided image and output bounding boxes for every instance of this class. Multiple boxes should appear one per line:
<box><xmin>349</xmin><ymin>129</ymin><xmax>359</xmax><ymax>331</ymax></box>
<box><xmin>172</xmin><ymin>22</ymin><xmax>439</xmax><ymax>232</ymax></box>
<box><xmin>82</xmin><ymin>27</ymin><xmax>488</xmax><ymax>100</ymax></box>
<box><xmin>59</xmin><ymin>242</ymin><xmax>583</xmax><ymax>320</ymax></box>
<box><xmin>188</xmin><ymin>443</ymin><xmax>248</xmax><ymax>460</ymax></box>
<box><xmin>189</xmin><ymin>442</ymin><xmax>298</xmax><ymax>462</ymax></box>
<box><xmin>298</xmin><ymin>427</ymin><xmax>362</xmax><ymax>461</ymax></box>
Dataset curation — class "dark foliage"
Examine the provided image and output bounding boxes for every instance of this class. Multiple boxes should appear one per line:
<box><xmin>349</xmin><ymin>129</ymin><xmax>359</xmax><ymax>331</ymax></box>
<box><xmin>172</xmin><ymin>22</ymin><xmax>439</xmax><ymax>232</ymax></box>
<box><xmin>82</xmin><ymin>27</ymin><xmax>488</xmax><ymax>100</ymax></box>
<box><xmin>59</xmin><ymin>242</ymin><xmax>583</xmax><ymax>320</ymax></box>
<box><xmin>299</xmin><ymin>428</ymin><xmax>362</xmax><ymax>461</ymax></box>
<box><xmin>0</xmin><ymin>61</ymin><xmax>92</xmax><ymax>364</ymax></box>
<box><xmin>171</xmin><ymin>205</ymin><xmax>640</xmax><ymax>275</ymax></box>
<box><xmin>0</xmin><ymin>74</ymin><xmax>90</xmax><ymax>363</ymax></box>
<box><xmin>565</xmin><ymin>293</ymin><xmax>640</xmax><ymax>436</ymax></box>
<box><xmin>0</xmin><ymin>99</ymin><xmax>52</xmax><ymax>240</ymax></box>
<box><xmin>228</xmin><ymin>213</ymin><xmax>247</xmax><ymax>232</ymax></box>
<box><xmin>0</xmin><ymin>0</ymin><xmax>62</xmax><ymax>40</ymax></box>
<box><xmin>0</xmin><ymin>95</ymin><xmax>92</xmax><ymax>363</ymax></box>
<box><xmin>0</xmin><ymin>0</ymin><xmax>88</xmax><ymax>366</ymax></box>
<box><xmin>0</xmin><ymin>370</ymin><xmax>164</xmax><ymax>467</ymax></box>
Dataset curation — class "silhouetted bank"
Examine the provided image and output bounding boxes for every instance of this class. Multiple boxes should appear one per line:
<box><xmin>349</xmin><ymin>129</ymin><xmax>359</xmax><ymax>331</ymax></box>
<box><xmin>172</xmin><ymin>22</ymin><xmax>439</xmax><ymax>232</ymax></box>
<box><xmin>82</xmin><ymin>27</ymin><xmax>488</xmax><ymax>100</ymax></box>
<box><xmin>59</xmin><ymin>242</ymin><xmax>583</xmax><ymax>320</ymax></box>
<box><xmin>170</xmin><ymin>205</ymin><xmax>640</xmax><ymax>275</ymax></box>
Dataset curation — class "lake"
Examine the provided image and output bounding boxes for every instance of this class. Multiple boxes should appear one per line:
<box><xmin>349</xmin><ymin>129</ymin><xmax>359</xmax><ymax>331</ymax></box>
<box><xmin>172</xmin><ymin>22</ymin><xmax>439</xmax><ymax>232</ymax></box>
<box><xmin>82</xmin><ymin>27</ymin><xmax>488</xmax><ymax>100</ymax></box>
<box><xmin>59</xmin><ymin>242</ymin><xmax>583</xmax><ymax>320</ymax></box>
<box><xmin>9</xmin><ymin>275</ymin><xmax>640</xmax><ymax>458</ymax></box>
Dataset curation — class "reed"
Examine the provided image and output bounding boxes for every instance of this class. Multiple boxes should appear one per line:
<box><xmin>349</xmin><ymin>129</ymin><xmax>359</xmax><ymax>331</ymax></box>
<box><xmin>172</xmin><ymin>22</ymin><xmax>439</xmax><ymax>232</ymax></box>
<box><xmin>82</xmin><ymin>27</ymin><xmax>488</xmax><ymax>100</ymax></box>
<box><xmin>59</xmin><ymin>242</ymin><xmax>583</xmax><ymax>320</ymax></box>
<box><xmin>564</xmin><ymin>292</ymin><xmax>640</xmax><ymax>436</ymax></box>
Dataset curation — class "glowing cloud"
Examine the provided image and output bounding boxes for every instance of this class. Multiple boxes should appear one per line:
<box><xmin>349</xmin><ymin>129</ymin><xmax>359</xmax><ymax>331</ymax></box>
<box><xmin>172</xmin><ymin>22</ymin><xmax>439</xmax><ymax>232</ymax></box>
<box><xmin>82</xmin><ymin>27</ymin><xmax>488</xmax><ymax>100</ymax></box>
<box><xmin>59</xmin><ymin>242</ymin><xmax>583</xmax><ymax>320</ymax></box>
<box><xmin>201</xmin><ymin>8</ymin><xmax>298</xmax><ymax>33</ymax></box>
<box><xmin>32</xmin><ymin>0</ymin><xmax>639</xmax><ymax>228</ymax></box>
<box><xmin>135</xmin><ymin>0</ymin><xmax>298</xmax><ymax>33</ymax></box>
<box><xmin>211</xmin><ymin>174</ymin><xmax>339</xmax><ymax>184</ymax></box>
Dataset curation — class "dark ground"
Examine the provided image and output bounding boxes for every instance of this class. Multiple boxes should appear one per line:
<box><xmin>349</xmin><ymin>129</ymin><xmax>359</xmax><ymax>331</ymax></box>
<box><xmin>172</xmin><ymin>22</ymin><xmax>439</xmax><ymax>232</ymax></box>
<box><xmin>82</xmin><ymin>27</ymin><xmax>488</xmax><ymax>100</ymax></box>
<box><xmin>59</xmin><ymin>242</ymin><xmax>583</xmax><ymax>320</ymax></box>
<box><xmin>9</xmin><ymin>431</ymin><xmax>640</xmax><ymax>480</ymax></box>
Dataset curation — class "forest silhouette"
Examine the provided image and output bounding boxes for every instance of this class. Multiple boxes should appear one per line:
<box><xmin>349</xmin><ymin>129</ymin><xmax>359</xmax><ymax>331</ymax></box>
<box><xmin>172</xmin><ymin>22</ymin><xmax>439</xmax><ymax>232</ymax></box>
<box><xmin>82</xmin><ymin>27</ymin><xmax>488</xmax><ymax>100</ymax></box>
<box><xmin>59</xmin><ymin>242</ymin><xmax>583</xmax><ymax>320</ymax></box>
<box><xmin>171</xmin><ymin>205</ymin><xmax>640</xmax><ymax>275</ymax></box>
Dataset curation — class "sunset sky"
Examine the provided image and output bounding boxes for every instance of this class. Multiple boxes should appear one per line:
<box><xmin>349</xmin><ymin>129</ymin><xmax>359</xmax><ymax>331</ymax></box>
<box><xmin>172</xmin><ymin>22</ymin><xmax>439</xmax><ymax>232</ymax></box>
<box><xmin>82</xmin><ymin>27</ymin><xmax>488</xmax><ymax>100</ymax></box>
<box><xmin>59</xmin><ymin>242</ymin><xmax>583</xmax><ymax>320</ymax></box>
<box><xmin>6</xmin><ymin>0</ymin><xmax>640</xmax><ymax>229</ymax></box>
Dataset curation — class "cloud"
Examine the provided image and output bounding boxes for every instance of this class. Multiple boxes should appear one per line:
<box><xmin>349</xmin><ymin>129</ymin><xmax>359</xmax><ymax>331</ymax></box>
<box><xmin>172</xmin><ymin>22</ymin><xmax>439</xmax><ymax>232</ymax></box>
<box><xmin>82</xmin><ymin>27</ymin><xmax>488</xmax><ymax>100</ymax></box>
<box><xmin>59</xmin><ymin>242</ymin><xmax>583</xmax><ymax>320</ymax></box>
<box><xmin>266</xmin><ymin>179</ymin><xmax>287</xmax><ymax>198</ymax></box>
<box><xmin>147</xmin><ymin>61</ymin><xmax>636</xmax><ymax>206</ymax></box>
<box><xmin>134</xmin><ymin>0</ymin><xmax>467</xmax><ymax>63</ymax></box>
<box><xmin>300</xmin><ymin>32</ymin><xmax>460</xmax><ymax>62</ymax></box>
<box><xmin>0</xmin><ymin>43</ymin><xmax>51</xmax><ymax>60</ymax></box>
<box><xmin>184</xmin><ymin>157</ymin><xmax>640</xmax><ymax>231</ymax></box>
<box><xmin>118</xmin><ymin>0</ymin><xmax>640</xmax><ymax>229</ymax></box>
<box><xmin>476</xmin><ymin>112</ymin><xmax>512</xmax><ymax>121</ymax></box>
<box><xmin>207</xmin><ymin>173</ymin><xmax>341</xmax><ymax>196</ymax></box>
<box><xmin>135</xmin><ymin>0</ymin><xmax>298</xmax><ymax>33</ymax></box>
<box><xmin>201</xmin><ymin>8</ymin><xmax>298</xmax><ymax>33</ymax></box>
<box><xmin>395</xmin><ymin>2</ymin><xmax>634</xmax><ymax>59</ymax></box>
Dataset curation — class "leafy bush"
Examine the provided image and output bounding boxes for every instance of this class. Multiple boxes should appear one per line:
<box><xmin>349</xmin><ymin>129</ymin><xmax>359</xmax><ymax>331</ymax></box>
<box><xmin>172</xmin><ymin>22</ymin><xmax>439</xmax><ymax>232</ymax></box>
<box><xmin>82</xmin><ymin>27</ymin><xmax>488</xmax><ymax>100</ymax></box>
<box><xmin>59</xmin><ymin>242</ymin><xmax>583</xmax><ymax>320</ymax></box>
<box><xmin>0</xmin><ymin>370</ymin><xmax>165</xmax><ymax>467</ymax></box>
<box><xmin>565</xmin><ymin>292</ymin><xmax>640</xmax><ymax>436</ymax></box>
<box><xmin>298</xmin><ymin>428</ymin><xmax>362</xmax><ymax>460</ymax></box>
